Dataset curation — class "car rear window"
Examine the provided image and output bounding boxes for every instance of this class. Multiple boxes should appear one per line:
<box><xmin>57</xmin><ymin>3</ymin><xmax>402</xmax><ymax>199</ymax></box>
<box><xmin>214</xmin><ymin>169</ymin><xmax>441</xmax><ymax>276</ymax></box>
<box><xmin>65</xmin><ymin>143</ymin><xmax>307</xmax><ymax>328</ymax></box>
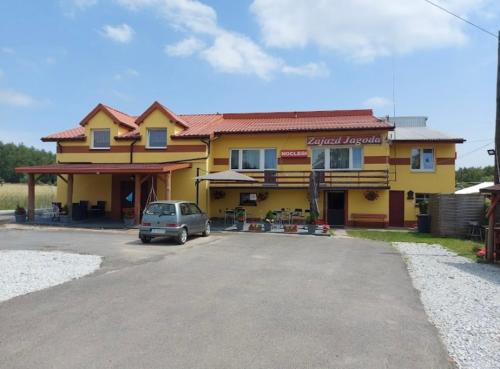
<box><xmin>145</xmin><ymin>203</ymin><xmax>176</xmax><ymax>215</ymax></box>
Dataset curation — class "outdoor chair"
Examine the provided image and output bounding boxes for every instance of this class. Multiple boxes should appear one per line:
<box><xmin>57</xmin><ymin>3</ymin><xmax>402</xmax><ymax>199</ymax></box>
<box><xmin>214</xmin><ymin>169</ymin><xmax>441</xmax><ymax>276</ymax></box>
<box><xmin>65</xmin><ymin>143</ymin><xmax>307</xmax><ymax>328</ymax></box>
<box><xmin>467</xmin><ymin>221</ymin><xmax>483</xmax><ymax>241</ymax></box>
<box><xmin>89</xmin><ymin>201</ymin><xmax>106</xmax><ymax>217</ymax></box>
<box><xmin>224</xmin><ymin>208</ymin><xmax>235</xmax><ymax>225</ymax></box>
<box><xmin>49</xmin><ymin>202</ymin><xmax>61</xmax><ymax>222</ymax></box>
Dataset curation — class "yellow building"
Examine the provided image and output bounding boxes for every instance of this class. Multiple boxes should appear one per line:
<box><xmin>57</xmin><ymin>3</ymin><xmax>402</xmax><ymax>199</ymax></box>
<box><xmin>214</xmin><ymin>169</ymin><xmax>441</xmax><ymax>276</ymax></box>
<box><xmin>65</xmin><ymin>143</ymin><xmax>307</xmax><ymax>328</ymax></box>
<box><xmin>17</xmin><ymin>103</ymin><xmax>464</xmax><ymax>227</ymax></box>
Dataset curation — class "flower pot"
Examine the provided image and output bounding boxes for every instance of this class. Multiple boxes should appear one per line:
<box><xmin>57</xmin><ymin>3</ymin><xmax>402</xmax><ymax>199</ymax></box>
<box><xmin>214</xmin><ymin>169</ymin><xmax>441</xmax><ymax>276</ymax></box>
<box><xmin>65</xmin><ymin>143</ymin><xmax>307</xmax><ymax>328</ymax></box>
<box><xmin>283</xmin><ymin>225</ymin><xmax>297</xmax><ymax>233</ymax></box>
<box><xmin>264</xmin><ymin>223</ymin><xmax>272</xmax><ymax>232</ymax></box>
<box><xmin>123</xmin><ymin>218</ymin><xmax>135</xmax><ymax>227</ymax></box>
<box><xmin>417</xmin><ymin>214</ymin><xmax>430</xmax><ymax>233</ymax></box>
<box><xmin>15</xmin><ymin>214</ymin><xmax>26</xmax><ymax>223</ymax></box>
<box><xmin>307</xmin><ymin>224</ymin><xmax>316</xmax><ymax>234</ymax></box>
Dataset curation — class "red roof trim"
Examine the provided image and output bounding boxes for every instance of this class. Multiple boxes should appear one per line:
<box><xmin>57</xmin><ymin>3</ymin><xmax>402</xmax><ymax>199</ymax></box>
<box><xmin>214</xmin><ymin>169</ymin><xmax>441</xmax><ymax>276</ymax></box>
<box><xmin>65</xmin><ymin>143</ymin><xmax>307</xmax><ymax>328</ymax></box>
<box><xmin>15</xmin><ymin>162</ymin><xmax>191</xmax><ymax>174</ymax></box>
<box><xmin>135</xmin><ymin>101</ymin><xmax>189</xmax><ymax>128</ymax></box>
<box><xmin>222</xmin><ymin>109</ymin><xmax>373</xmax><ymax>120</ymax></box>
<box><xmin>79</xmin><ymin>103</ymin><xmax>138</xmax><ymax>130</ymax></box>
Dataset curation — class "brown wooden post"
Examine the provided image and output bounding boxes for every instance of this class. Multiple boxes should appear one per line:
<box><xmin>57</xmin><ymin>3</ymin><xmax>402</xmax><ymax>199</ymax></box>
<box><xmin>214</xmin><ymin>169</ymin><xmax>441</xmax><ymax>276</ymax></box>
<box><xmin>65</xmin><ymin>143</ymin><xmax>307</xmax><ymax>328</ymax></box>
<box><xmin>165</xmin><ymin>172</ymin><xmax>171</xmax><ymax>200</ymax></box>
<box><xmin>27</xmin><ymin>173</ymin><xmax>35</xmax><ymax>221</ymax></box>
<box><xmin>486</xmin><ymin>194</ymin><xmax>498</xmax><ymax>262</ymax></box>
<box><xmin>66</xmin><ymin>174</ymin><xmax>74</xmax><ymax>219</ymax></box>
<box><xmin>134</xmin><ymin>174</ymin><xmax>141</xmax><ymax>224</ymax></box>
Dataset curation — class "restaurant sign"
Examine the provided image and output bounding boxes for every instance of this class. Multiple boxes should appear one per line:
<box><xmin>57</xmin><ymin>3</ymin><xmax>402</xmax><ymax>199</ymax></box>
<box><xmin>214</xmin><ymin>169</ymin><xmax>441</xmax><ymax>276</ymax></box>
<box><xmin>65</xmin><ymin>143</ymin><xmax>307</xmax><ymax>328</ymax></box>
<box><xmin>307</xmin><ymin>135</ymin><xmax>382</xmax><ymax>146</ymax></box>
<box><xmin>280</xmin><ymin>150</ymin><xmax>308</xmax><ymax>158</ymax></box>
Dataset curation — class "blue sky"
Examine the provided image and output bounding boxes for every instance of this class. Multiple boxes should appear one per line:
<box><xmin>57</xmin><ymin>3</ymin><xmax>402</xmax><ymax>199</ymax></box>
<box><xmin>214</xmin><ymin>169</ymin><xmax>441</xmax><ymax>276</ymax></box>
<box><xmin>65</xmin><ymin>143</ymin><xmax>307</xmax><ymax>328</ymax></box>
<box><xmin>0</xmin><ymin>0</ymin><xmax>499</xmax><ymax>167</ymax></box>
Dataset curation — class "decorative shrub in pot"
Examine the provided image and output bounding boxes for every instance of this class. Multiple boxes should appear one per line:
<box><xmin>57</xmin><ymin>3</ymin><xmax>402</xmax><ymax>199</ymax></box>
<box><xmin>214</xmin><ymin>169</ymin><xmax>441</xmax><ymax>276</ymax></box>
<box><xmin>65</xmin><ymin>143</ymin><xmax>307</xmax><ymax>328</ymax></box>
<box><xmin>305</xmin><ymin>213</ymin><xmax>317</xmax><ymax>235</ymax></box>
<box><xmin>417</xmin><ymin>200</ymin><xmax>431</xmax><ymax>233</ymax></box>
<box><xmin>263</xmin><ymin>210</ymin><xmax>275</xmax><ymax>232</ymax></box>
<box><xmin>122</xmin><ymin>208</ymin><xmax>135</xmax><ymax>227</ymax></box>
<box><xmin>15</xmin><ymin>205</ymin><xmax>26</xmax><ymax>223</ymax></box>
<box><xmin>235</xmin><ymin>209</ymin><xmax>245</xmax><ymax>231</ymax></box>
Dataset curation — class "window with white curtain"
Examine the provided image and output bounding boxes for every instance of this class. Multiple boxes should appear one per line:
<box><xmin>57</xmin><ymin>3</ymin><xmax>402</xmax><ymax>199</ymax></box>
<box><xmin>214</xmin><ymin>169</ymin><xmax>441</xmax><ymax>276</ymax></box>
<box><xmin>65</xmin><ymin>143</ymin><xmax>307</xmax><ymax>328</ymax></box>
<box><xmin>311</xmin><ymin>147</ymin><xmax>363</xmax><ymax>170</ymax></box>
<box><xmin>230</xmin><ymin>149</ymin><xmax>277</xmax><ymax>170</ymax></box>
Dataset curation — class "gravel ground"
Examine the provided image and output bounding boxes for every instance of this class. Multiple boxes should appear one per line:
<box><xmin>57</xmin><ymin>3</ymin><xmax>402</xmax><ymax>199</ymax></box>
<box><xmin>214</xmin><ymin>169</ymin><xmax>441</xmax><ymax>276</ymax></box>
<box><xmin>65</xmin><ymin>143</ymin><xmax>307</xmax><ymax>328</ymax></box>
<box><xmin>394</xmin><ymin>242</ymin><xmax>500</xmax><ymax>369</ymax></box>
<box><xmin>0</xmin><ymin>250</ymin><xmax>101</xmax><ymax>303</ymax></box>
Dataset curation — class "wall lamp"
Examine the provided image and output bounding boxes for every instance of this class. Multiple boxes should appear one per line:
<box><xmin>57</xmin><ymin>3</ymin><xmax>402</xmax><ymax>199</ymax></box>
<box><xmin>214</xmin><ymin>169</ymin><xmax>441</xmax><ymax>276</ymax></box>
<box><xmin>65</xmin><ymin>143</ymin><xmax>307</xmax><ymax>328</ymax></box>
<box><xmin>487</xmin><ymin>149</ymin><xmax>496</xmax><ymax>156</ymax></box>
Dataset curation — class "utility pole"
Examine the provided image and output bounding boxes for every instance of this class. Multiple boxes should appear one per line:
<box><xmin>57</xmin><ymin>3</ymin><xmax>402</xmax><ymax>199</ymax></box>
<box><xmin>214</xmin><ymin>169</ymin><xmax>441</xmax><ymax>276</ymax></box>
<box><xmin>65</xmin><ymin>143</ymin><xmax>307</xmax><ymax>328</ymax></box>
<box><xmin>487</xmin><ymin>31</ymin><xmax>500</xmax><ymax>263</ymax></box>
<box><xmin>495</xmin><ymin>31</ymin><xmax>500</xmax><ymax>184</ymax></box>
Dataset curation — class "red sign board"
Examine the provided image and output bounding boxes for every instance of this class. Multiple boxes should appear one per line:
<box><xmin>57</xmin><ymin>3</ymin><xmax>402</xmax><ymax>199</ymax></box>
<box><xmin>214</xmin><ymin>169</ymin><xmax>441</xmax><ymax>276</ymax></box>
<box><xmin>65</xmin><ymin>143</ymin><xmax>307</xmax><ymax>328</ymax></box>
<box><xmin>307</xmin><ymin>135</ymin><xmax>382</xmax><ymax>146</ymax></box>
<box><xmin>280</xmin><ymin>150</ymin><xmax>308</xmax><ymax>158</ymax></box>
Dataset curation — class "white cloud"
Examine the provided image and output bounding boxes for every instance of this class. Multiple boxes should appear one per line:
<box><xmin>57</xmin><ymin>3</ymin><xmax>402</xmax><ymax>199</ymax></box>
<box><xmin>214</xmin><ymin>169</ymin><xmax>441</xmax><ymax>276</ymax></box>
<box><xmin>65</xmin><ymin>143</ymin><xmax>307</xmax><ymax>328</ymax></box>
<box><xmin>101</xmin><ymin>24</ymin><xmax>135</xmax><ymax>43</ymax></box>
<box><xmin>282</xmin><ymin>62</ymin><xmax>329</xmax><ymax>77</ymax></box>
<box><xmin>250</xmin><ymin>0</ymin><xmax>493</xmax><ymax>62</ymax></box>
<box><xmin>201</xmin><ymin>32</ymin><xmax>282</xmax><ymax>79</ymax></box>
<box><xmin>114</xmin><ymin>68</ymin><xmax>140</xmax><ymax>80</ymax></box>
<box><xmin>115</xmin><ymin>0</ymin><xmax>327</xmax><ymax>79</ymax></box>
<box><xmin>73</xmin><ymin>0</ymin><xmax>98</xmax><ymax>9</ymax></box>
<box><xmin>60</xmin><ymin>0</ymin><xmax>98</xmax><ymax>16</ymax></box>
<box><xmin>165</xmin><ymin>37</ymin><xmax>206</xmax><ymax>57</ymax></box>
<box><xmin>0</xmin><ymin>90</ymin><xmax>39</xmax><ymax>108</ymax></box>
<box><xmin>363</xmin><ymin>96</ymin><xmax>392</xmax><ymax>109</ymax></box>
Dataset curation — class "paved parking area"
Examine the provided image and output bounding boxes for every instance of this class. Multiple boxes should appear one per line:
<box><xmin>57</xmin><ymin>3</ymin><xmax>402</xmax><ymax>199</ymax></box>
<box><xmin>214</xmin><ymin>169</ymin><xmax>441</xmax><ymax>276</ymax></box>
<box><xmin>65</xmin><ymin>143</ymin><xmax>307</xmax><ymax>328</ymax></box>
<box><xmin>0</xmin><ymin>227</ymin><xmax>452</xmax><ymax>369</ymax></box>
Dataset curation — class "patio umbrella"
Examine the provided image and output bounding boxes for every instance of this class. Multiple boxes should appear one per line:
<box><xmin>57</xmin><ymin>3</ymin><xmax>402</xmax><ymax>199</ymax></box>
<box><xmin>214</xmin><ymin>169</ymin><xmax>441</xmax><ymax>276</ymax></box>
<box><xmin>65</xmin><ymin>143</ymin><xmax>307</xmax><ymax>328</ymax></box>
<box><xmin>194</xmin><ymin>170</ymin><xmax>257</xmax><ymax>205</ymax></box>
<box><xmin>194</xmin><ymin>170</ymin><xmax>257</xmax><ymax>182</ymax></box>
<box><xmin>308</xmin><ymin>171</ymin><xmax>320</xmax><ymax>219</ymax></box>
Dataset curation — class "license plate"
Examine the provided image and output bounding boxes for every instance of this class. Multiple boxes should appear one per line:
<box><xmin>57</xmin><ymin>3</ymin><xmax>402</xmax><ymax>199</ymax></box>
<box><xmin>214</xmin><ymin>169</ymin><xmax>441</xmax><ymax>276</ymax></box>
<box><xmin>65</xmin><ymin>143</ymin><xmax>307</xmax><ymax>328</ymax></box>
<box><xmin>151</xmin><ymin>228</ymin><xmax>165</xmax><ymax>234</ymax></box>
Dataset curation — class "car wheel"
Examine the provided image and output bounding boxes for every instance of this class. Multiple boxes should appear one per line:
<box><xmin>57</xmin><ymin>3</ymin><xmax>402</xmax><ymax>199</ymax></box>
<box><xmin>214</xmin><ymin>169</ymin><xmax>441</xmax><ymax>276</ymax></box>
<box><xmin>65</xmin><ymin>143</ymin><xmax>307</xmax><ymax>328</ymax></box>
<box><xmin>176</xmin><ymin>228</ymin><xmax>188</xmax><ymax>245</ymax></box>
<box><xmin>140</xmin><ymin>236</ymin><xmax>151</xmax><ymax>244</ymax></box>
<box><xmin>202</xmin><ymin>222</ymin><xmax>210</xmax><ymax>237</ymax></box>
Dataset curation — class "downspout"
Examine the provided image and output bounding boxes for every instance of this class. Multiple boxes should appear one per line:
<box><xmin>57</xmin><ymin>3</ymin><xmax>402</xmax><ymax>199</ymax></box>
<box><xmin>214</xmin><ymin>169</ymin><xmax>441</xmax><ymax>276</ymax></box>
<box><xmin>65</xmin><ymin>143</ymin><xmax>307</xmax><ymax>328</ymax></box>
<box><xmin>129</xmin><ymin>138</ymin><xmax>139</xmax><ymax>164</ymax></box>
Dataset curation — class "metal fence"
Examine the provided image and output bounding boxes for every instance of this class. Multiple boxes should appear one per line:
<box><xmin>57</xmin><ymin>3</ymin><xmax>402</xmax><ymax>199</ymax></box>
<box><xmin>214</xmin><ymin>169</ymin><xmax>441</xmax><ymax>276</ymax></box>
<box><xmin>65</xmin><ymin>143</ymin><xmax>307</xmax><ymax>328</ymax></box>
<box><xmin>429</xmin><ymin>194</ymin><xmax>486</xmax><ymax>237</ymax></box>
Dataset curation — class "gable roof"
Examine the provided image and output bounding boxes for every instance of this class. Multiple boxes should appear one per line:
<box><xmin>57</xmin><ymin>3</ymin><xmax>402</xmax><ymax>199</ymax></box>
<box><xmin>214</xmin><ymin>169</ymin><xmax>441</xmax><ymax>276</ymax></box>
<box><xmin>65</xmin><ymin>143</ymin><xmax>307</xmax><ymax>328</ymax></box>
<box><xmin>42</xmin><ymin>127</ymin><xmax>86</xmax><ymax>142</ymax></box>
<box><xmin>135</xmin><ymin>101</ymin><xmax>189</xmax><ymax>128</ymax></box>
<box><xmin>79</xmin><ymin>103</ymin><xmax>138</xmax><ymax>130</ymax></box>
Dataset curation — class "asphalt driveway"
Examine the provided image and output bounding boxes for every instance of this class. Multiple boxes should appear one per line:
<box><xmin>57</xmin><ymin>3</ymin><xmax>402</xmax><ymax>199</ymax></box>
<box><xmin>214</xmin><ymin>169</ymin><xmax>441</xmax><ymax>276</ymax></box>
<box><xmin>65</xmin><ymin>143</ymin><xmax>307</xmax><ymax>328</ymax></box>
<box><xmin>0</xmin><ymin>227</ymin><xmax>452</xmax><ymax>369</ymax></box>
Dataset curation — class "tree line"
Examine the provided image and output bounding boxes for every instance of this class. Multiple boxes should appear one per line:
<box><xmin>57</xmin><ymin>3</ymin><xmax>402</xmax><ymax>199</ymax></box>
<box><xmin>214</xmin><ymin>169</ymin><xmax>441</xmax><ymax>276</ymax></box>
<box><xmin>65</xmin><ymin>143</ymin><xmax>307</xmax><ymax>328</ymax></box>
<box><xmin>455</xmin><ymin>166</ymin><xmax>494</xmax><ymax>188</ymax></box>
<box><xmin>0</xmin><ymin>141</ymin><xmax>56</xmax><ymax>184</ymax></box>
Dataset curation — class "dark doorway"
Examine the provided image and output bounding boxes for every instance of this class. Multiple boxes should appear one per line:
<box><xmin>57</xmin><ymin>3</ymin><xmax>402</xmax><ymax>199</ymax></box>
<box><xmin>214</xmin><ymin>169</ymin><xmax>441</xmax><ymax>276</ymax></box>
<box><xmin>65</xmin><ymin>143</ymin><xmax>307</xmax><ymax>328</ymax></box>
<box><xmin>119</xmin><ymin>177</ymin><xmax>153</xmax><ymax>219</ymax></box>
<box><xmin>326</xmin><ymin>191</ymin><xmax>345</xmax><ymax>226</ymax></box>
<box><xmin>389</xmin><ymin>191</ymin><xmax>405</xmax><ymax>227</ymax></box>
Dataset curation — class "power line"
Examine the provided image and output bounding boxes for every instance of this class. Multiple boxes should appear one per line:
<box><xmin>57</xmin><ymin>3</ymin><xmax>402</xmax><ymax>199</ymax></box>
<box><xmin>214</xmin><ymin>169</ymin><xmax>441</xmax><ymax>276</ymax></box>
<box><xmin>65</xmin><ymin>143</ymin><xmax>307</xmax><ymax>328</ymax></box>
<box><xmin>458</xmin><ymin>141</ymin><xmax>494</xmax><ymax>159</ymax></box>
<box><xmin>422</xmin><ymin>0</ymin><xmax>498</xmax><ymax>39</ymax></box>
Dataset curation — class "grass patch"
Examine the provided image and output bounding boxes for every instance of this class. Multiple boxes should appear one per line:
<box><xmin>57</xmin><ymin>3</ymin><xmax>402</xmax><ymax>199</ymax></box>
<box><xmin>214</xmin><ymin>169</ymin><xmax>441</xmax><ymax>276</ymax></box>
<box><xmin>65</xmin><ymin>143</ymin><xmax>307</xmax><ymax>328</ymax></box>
<box><xmin>347</xmin><ymin>229</ymin><xmax>482</xmax><ymax>260</ymax></box>
<box><xmin>0</xmin><ymin>183</ymin><xmax>56</xmax><ymax>210</ymax></box>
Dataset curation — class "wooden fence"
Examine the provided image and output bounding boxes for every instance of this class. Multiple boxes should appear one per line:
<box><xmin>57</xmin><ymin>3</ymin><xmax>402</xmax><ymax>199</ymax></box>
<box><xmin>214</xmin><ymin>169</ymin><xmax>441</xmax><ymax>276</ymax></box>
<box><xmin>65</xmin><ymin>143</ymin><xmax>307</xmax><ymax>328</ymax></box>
<box><xmin>429</xmin><ymin>194</ymin><xmax>486</xmax><ymax>237</ymax></box>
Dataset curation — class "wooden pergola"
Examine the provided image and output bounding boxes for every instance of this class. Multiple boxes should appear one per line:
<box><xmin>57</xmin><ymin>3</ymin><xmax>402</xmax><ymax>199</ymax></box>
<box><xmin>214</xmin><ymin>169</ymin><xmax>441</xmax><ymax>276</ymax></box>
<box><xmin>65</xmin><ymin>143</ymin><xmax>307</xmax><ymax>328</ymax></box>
<box><xmin>15</xmin><ymin>162</ymin><xmax>191</xmax><ymax>224</ymax></box>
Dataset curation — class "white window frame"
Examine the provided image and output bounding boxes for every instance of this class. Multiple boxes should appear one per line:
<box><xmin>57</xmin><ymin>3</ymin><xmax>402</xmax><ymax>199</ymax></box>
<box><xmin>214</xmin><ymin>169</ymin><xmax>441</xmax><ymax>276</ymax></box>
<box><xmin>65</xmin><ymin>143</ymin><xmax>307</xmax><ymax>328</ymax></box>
<box><xmin>91</xmin><ymin>128</ymin><xmax>110</xmax><ymax>150</ymax></box>
<box><xmin>146</xmin><ymin>128</ymin><xmax>167</xmax><ymax>149</ymax></box>
<box><xmin>411</xmin><ymin>148</ymin><xmax>435</xmax><ymax>172</ymax></box>
<box><xmin>311</xmin><ymin>146</ymin><xmax>363</xmax><ymax>171</ymax></box>
<box><xmin>229</xmin><ymin>148</ymin><xmax>277</xmax><ymax>171</ymax></box>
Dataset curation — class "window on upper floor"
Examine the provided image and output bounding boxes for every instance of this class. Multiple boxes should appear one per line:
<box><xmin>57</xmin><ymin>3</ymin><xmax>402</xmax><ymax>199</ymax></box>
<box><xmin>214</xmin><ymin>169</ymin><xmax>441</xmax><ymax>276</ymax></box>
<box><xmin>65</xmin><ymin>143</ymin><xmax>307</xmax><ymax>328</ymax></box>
<box><xmin>230</xmin><ymin>149</ymin><xmax>277</xmax><ymax>170</ymax></box>
<box><xmin>312</xmin><ymin>147</ymin><xmax>363</xmax><ymax>170</ymax></box>
<box><xmin>91</xmin><ymin>129</ymin><xmax>110</xmax><ymax>149</ymax></box>
<box><xmin>411</xmin><ymin>148</ymin><xmax>434</xmax><ymax>171</ymax></box>
<box><xmin>147</xmin><ymin>128</ymin><xmax>167</xmax><ymax>149</ymax></box>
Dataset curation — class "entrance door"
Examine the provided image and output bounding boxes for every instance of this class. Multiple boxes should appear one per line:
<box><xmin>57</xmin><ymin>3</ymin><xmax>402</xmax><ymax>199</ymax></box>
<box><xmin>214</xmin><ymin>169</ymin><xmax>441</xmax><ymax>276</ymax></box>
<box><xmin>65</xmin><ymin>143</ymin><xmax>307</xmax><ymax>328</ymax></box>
<box><xmin>389</xmin><ymin>191</ymin><xmax>405</xmax><ymax>227</ymax></box>
<box><xmin>326</xmin><ymin>191</ymin><xmax>345</xmax><ymax>226</ymax></box>
<box><xmin>119</xmin><ymin>177</ymin><xmax>153</xmax><ymax>219</ymax></box>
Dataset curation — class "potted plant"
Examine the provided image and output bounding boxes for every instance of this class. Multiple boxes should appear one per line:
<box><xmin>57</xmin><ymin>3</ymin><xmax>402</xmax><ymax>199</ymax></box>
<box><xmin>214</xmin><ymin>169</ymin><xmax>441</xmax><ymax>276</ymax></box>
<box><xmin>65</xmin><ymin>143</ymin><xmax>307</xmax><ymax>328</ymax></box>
<box><xmin>14</xmin><ymin>205</ymin><xmax>26</xmax><ymax>223</ymax></box>
<box><xmin>122</xmin><ymin>208</ymin><xmax>135</xmax><ymax>227</ymax></box>
<box><xmin>235</xmin><ymin>208</ymin><xmax>245</xmax><ymax>231</ymax></box>
<box><xmin>264</xmin><ymin>210</ymin><xmax>275</xmax><ymax>232</ymax></box>
<box><xmin>283</xmin><ymin>224</ymin><xmax>298</xmax><ymax>233</ymax></box>
<box><xmin>417</xmin><ymin>200</ymin><xmax>431</xmax><ymax>233</ymax></box>
<box><xmin>248</xmin><ymin>223</ymin><xmax>263</xmax><ymax>232</ymax></box>
<box><xmin>305</xmin><ymin>213</ymin><xmax>317</xmax><ymax>234</ymax></box>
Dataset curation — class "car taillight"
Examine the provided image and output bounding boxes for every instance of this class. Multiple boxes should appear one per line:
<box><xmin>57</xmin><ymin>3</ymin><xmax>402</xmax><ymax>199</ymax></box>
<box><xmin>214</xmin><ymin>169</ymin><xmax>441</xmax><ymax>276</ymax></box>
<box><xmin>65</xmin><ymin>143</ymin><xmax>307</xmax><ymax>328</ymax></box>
<box><xmin>142</xmin><ymin>222</ymin><xmax>151</xmax><ymax>226</ymax></box>
<box><xmin>165</xmin><ymin>223</ymin><xmax>178</xmax><ymax>227</ymax></box>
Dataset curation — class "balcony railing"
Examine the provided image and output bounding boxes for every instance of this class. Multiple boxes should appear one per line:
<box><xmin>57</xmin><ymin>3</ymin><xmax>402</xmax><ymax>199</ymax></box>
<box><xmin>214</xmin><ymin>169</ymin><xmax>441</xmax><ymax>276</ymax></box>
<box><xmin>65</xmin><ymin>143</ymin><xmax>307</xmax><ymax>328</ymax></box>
<box><xmin>210</xmin><ymin>170</ymin><xmax>389</xmax><ymax>189</ymax></box>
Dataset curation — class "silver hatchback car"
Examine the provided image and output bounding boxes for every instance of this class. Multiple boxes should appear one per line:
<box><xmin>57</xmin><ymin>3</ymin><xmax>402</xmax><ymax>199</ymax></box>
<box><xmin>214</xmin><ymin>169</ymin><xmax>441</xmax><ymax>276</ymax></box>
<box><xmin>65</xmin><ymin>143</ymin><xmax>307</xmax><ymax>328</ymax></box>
<box><xmin>139</xmin><ymin>201</ymin><xmax>210</xmax><ymax>244</ymax></box>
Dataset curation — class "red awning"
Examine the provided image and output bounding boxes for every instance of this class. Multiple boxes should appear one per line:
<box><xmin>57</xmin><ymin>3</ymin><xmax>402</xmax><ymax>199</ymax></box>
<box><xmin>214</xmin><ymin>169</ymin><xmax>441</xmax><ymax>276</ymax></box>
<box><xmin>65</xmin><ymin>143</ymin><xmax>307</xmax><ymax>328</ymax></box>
<box><xmin>15</xmin><ymin>162</ymin><xmax>191</xmax><ymax>174</ymax></box>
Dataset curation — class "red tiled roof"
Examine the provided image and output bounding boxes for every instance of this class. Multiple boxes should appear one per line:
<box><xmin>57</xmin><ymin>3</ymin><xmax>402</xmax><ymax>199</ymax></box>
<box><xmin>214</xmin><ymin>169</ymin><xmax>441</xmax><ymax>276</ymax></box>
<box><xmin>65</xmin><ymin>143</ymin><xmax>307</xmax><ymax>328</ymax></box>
<box><xmin>41</xmin><ymin>127</ymin><xmax>86</xmax><ymax>142</ymax></box>
<box><xmin>43</xmin><ymin>104</ymin><xmax>391</xmax><ymax>141</ymax></box>
<box><xmin>15</xmin><ymin>162</ymin><xmax>191</xmax><ymax>174</ymax></box>
<box><xmin>80</xmin><ymin>103</ymin><xmax>138</xmax><ymax>130</ymax></box>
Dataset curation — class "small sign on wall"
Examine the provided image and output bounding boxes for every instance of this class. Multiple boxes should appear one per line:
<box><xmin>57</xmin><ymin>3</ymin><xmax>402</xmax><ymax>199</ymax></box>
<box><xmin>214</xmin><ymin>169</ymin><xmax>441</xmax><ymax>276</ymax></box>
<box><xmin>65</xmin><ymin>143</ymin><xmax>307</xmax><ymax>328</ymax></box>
<box><xmin>280</xmin><ymin>150</ymin><xmax>308</xmax><ymax>158</ymax></box>
<box><xmin>307</xmin><ymin>135</ymin><xmax>382</xmax><ymax>146</ymax></box>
